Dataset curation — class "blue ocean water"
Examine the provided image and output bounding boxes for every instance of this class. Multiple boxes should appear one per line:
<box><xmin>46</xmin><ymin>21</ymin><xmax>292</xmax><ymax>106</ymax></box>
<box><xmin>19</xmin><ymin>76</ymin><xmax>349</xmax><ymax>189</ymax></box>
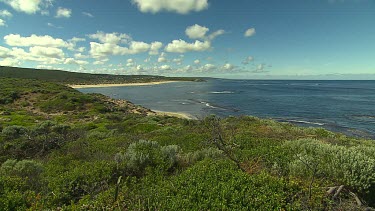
<box><xmin>79</xmin><ymin>79</ymin><xmax>375</xmax><ymax>139</ymax></box>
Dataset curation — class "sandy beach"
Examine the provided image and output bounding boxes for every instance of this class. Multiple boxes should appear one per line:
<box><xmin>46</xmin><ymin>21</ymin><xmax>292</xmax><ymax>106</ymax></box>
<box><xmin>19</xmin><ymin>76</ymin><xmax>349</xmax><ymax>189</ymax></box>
<box><xmin>151</xmin><ymin>110</ymin><xmax>197</xmax><ymax>120</ymax></box>
<box><xmin>69</xmin><ymin>81</ymin><xmax>181</xmax><ymax>88</ymax></box>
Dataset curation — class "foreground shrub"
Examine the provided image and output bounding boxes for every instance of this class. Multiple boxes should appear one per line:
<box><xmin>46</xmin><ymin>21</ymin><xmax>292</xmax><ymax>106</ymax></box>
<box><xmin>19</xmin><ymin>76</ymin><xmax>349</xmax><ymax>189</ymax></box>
<box><xmin>283</xmin><ymin>138</ymin><xmax>375</xmax><ymax>192</ymax></box>
<box><xmin>46</xmin><ymin>161</ymin><xmax>114</xmax><ymax>205</ymax></box>
<box><xmin>115</xmin><ymin>159</ymin><xmax>299</xmax><ymax>210</ymax></box>
<box><xmin>0</xmin><ymin>159</ymin><xmax>44</xmax><ymax>189</ymax></box>
<box><xmin>121</xmin><ymin>140</ymin><xmax>180</xmax><ymax>175</ymax></box>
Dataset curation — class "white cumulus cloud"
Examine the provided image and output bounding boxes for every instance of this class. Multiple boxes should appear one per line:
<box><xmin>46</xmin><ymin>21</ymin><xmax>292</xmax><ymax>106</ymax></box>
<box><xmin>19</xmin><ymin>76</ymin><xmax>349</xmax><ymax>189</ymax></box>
<box><xmin>185</xmin><ymin>24</ymin><xmax>209</xmax><ymax>40</ymax></box>
<box><xmin>165</xmin><ymin>39</ymin><xmax>210</xmax><ymax>53</ymax></box>
<box><xmin>149</xmin><ymin>41</ymin><xmax>163</xmax><ymax>55</ymax></box>
<box><xmin>29</xmin><ymin>46</ymin><xmax>65</xmax><ymax>58</ymax></box>
<box><xmin>0</xmin><ymin>58</ymin><xmax>20</xmax><ymax>66</ymax></box>
<box><xmin>0</xmin><ymin>45</ymin><xmax>10</xmax><ymax>57</ymax></box>
<box><xmin>244</xmin><ymin>28</ymin><xmax>256</xmax><ymax>37</ymax></box>
<box><xmin>64</xmin><ymin>58</ymin><xmax>89</xmax><ymax>66</ymax></box>
<box><xmin>0</xmin><ymin>0</ymin><xmax>52</xmax><ymax>14</ymax></box>
<box><xmin>131</xmin><ymin>0</ymin><xmax>208</xmax><ymax>14</ymax></box>
<box><xmin>88</xmin><ymin>31</ymin><xmax>131</xmax><ymax>44</ymax></box>
<box><xmin>55</xmin><ymin>7</ymin><xmax>71</xmax><ymax>18</ymax></box>
<box><xmin>222</xmin><ymin>63</ymin><xmax>235</xmax><ymax>71</ymax></box>
<box><xmin>89</xmin><ymin>41</ymin><xmax>152</xmax><ymax>58</ymax></box>
<box><xmin>157</xmin><ymin>52</ymin><xmax>167</xmax><ymax>62</ymax></box>
<box><xmin>0</xmin><ymin>10</ymin><xmax>12</xmax><ymax>17</ymax></box>
<box><xmin>185</xmin><ymin>24</ymin><xmax>225</xmax><ymax>41</ymax></box>
<box><xmin>0</xmin><ymin>18</ymin><xmax>5</xmax><ymax>26</ymax></box>
<box><xmin>242</xmin><ymin>56</ymin><xmax>254</xmax><ymax>65</ymax></box>
<box><xmin>4</xmin><ymin>34</ymin><xmax>73</xmax><ymax>48</ymax></box>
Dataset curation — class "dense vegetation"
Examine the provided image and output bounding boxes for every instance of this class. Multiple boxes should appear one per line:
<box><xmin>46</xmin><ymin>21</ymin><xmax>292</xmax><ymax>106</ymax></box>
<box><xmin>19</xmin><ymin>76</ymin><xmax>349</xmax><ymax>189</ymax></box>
<box><xmin>0</xmin><ymin>66</ymin><xmax>204</xmax><ymax>85</ymax></box>
<box><xmin>1</xmin><ymin>77</ymin><xmax>375</xmax><ymax>210</ymax></box>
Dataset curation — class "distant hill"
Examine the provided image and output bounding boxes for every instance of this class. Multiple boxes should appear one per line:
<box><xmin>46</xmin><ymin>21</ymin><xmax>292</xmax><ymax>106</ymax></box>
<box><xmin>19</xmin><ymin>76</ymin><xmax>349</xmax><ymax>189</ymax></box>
<box><xmin>0</xmin><ymin>66</ymin><xmax>204</xmax><ymax>85</ymax></box>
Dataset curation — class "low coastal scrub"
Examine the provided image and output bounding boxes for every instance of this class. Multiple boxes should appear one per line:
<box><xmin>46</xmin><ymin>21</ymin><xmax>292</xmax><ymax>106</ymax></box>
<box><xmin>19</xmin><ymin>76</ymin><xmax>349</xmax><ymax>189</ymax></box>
<box><xmin>1</xmin><ymin>77</ymin><xmax>375</xmax><ymax>210</ymax></box>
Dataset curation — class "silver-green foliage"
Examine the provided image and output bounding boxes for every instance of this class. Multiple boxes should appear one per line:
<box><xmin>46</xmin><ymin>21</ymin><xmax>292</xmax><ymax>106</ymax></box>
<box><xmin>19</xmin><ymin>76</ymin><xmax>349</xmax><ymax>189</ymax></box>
<box><xmin>283</xmin><ymin>139</ymin><xmax>375</xmax><ymax>191</ymax></box>
<box><xmin>181</xmin><ymin>147</ymin><xmax>223</xmax><ymax>165</ymax></box>
<box><xmin>123</xmin><ymin>140</ymin><xmax>180</xmax><ymax>173</ymax></box>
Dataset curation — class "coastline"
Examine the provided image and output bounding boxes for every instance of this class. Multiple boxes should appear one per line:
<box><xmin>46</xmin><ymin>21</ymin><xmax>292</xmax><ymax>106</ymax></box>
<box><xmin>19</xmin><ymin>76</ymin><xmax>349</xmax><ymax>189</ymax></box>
<box><xmin>69</xmin><ymin>81</ymin><xmax>181</xmax><ymax>88</ymax></box>
<box><xmin>151</xmin><ymin>110</ymin><xmax>197</xmax><ymax>120</ymax></box>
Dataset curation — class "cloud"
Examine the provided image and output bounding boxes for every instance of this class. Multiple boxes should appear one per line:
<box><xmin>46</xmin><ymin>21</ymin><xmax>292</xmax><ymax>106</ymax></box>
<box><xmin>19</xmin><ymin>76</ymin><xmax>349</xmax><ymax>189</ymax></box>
<box><xmin>126</xmin><ymin>58</ymin><xmax>134</xmax><ymax>66</ymax></box>
<box><xmin>149</xmin><ymin>41</ymin><xmax>163</xmax><ymax>55</ymax></box>
<box><xmin>29</xmin><ymin>46</ymin><xmax>64</xmax><ymax>58</ymax></box>
<box><xmin>64</xmin><ymin>58</ymin><xmax>89</xmax><ymax>66</ymax></box>
<box><xmin>0</xmin><ymin>18</ymin><xmax>5</xmax><ymax>26</ymax></box>
<box><xmin>82</xmin><ymin>12</ymin><xmax>93</xmax><ymax>18</ymax></box>
<box><xmin>0</xmin><ymin>58</ymin><xmax>20</xmax><ymax>66</ymax></box>
<box><xmin>165</xmin><ymin>39</ymin><xmax>210</xmax><ymax>53</ymax></box>
<box><xmin>74</xmin><ymin>53</ymin><xmax>88</xmax><ymax>59</ymax></box>
<box><xmin>244</xmin><ymin>28</ymin><xmax>256</xmax><ymax>37</ymax></box>
<box><xmin>55</xmin><ymin>7</ymin><xmax>71</xmax><ymax>18</ymax></box>
<box><xmin>185</xmin><ymin>24</ymin><xmax>209</xmax><ymax>39</ymax></box>
<box><xmin>185</xmin><ymin>24</ymin><xmax>225</xmax><ymax>41</ymax></box>
<box><xmin>93</xmin><ymin>58</ymin><xmax>108</xmax><ymax>65</ymax></box>
<box><xmin>0</xmin><ymin>45</ymin><xmax>10</xmax><ymax>58</ymax></box>
<box><xmin>157</xmin><ymin>52</ymin><xmax>167</xmax><ymax>62</ymax></box>
<box><xmin>4</xmin><ymin>34</ymin><xmax>73</xmax><ymax>48</ymax></box>
<box><xmin>159</xmin><ymin>64</ymin><xmax>171</xmax><ymax>71</ymax></box>
<box><xmin>131</xmin><ymin>0</ymin><xmax>208</xmax><ymax>14</ymax></box>
<box><xmin>172</xmin><ymin>56</ymin><xmax>183</xmax><ymax>65</ymax></box>
<box><xmin>89</xmin><ymin>41</ymin><xmax>152</xmax><ymax>58</ymax></box>
<box><xmin>201</xmin><ymin>63</ymin><xmax>215</xmax><ymax>71</ymax></box>
<box><xmin>222</xmin><ymin>63</ymin><xmax>235</xmax><ymax>71</ymax></box>
<box><xmin>88</xmin><ymin>31</ymin><xmax>132</xmax><ymax>44</ymax></box>
<box><xmin>69</xmin><ymin>37</ymin><xmax>86</xmax><ymax>43</ymax></box>
<box><xmin>76</xmin><ymin>47</ymin><xmax>85</xmax><ymax>52</ymax></box>
<box><xmin>0</xmin><ymin>43</ymin><xmax>91</xmax><ymax>68</ymax></box>
<box><xmin>0</xmin><ymin>10</ymin><xmax>12</xmax><ymax>18</ymax></box>
<box><xmin>194</xmin><ymin>59</ymin><xmax>200</xmax><ymax>64</ymax></box>
<box><xmin>242</xmin><ymin>56</ymin><xmax>254</xmax><ymax>65</ymax></box>
<box><xmin>47</xmin><ymin>22</ymin><xmax>63</xmax><ymax>29</ymax></box>
<box><xmin>251</xmin><ymin>63</ymin><xmax>269</xmax><ymax>73</ymax></box>
<box><xmin>0</xmin><ymin>0</ymin><xmax>52</xmax><ymax>14</ymax></box>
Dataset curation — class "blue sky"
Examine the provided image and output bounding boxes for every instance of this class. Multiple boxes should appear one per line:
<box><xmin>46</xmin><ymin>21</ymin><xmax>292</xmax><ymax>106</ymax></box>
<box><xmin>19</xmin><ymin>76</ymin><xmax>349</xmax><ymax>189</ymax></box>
<box><xmin>0</xmin><ymin>0</ymin><xmax>374</xmax><ymax>78</ymax></box>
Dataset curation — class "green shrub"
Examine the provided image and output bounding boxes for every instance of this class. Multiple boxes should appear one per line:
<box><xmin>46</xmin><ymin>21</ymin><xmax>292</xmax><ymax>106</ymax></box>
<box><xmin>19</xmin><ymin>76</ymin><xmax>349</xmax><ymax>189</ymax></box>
<box><xmin>0</xmin><ymin>159</ymin><xmax>44</xmax><ymax>190</ymax></box>
<box><xmin>46</xmin><ymin>161</ymin><xmax>115</xmax><ymax>205</ymax></box>
<box><xmin>283</xmin><ymin>138</ymin><xmax>375</xmax><ymax>191</ymax></box>
<box><xmin>180</xmin><ymin>147</ymin><xmax>223</xmax><ymax>165</ymax></box>
<box><xmin>118</xmin><ymin>159</ymin><xmax>299</xmax><ymax>210</ymax></box>
<box><xmin>122</xmin><ymin>140</ymin><xmax>180</xmax><ymax>175</ymax></box>
<box><xmin>2</xmin><ymin>125</ymin><xmax>29</xmax><ymax>140</ymax></box>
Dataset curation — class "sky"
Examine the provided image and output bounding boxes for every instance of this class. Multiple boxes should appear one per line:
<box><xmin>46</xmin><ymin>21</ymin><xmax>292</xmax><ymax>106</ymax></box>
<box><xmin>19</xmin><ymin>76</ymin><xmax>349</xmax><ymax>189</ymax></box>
<box><xmin>0</xmin><ymin>0</ymin><xmax>374</xmax><ymax>79</ymax></box>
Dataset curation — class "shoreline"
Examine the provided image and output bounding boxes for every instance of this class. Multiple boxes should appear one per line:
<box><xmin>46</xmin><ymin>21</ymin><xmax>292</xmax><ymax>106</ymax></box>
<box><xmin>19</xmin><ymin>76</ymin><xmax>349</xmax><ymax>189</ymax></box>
<box><xmin>69</xmin><ymin>81</ymin><xmax>181</xmax><ymax>88</ymax></box>
<box><xmin>151</xmin><ymin>110</ymin><xmax>197</xmax><ymax>120</ymax></box>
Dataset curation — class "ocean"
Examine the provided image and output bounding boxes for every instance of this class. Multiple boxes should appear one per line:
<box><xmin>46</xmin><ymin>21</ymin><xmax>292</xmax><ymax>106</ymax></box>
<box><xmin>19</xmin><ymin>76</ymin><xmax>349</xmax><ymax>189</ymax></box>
<box><xmin>78</xmin><ymin>79</ymin><xmax>375</xmax><ymax>139</ymax></box>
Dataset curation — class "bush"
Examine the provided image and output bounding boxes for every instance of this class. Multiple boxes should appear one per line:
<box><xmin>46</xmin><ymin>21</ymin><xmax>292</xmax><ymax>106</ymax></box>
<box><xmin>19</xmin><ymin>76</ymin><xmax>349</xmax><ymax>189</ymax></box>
<box><xmin>283</xmin><ymin>139</ymin><xmax>375</xmax><ymax>191</ymax></box>
<box><xmin>117</xmin><ymin>159</ymin><xmax>299</xmax><ymax>210</ymax></box>
<box><xmin>46</xmin><ymin>161</ymin><xmax>115</xmax><ymax>205</ymax></box>
<box><xmin>0</xmin><ymin>159</ymin><xmax>44</xmax><ymax>190</ymax></box>
<box><xmin>180</xmin><ymin>147</ymin><xmax>223</xmax><ymax>165</ymax></box>
<box><xmin>122</xmin><ymin>140</ymin><xmax>180</xmax><ymax>175</ymax></box>
<box><xmin>2</xmin><ymin>125</ymin><xmax>29</xmax><ymax>140</ymax></box>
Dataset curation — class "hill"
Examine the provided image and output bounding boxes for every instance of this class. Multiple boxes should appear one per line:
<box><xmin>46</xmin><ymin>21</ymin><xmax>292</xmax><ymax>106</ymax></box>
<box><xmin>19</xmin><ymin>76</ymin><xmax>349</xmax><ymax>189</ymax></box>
<box><xmin>0</xmin><ymin>66</ymin><xmax>204</xmax><ymax>85</ymax></box>
<box><xmin>0</xmin><ymin>77</ymin><xmax>374</xmax><ymax>210</ymax></box>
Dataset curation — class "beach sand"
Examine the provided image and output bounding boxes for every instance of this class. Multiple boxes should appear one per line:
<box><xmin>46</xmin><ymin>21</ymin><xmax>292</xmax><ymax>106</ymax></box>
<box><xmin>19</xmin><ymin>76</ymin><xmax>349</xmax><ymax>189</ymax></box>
<box><xmin>69</xmin><ymin>81</ymin><xmax>180</xmax><ymax>88</ymax></box>
<box><xmin>151</xmin><ymin>110</ymin><xmax>197</xmax><ymax>120</ymax></box>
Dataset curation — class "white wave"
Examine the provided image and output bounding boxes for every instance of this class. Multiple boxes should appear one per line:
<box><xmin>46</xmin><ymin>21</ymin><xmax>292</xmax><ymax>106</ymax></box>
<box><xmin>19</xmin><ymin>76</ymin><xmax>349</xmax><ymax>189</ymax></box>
<box><xmin>210</xmin><ymin>91</ymin><xmax>234</xmax><ymax>94</ymax></box>
<box><xmin>200</xmin><ymin>101</ymin><xmax>218</xmax><ymax>109</ymax></box>
<box><xmin>288</xmin><ymin>120</ymin><xmax>325</xmax><ymax>126</ymax></box>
